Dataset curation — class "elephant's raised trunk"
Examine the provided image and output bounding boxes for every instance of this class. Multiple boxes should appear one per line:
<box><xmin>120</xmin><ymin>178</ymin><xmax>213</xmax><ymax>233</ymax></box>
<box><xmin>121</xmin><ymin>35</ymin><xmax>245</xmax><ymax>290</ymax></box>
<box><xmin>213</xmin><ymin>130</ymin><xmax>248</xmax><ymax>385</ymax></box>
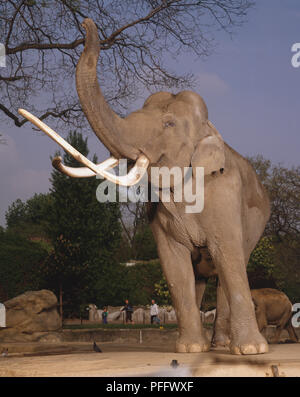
<box><xmin>76</xmin><ymin>18</ymin><xmax>139</xmax><ymax>161</ymax></box>
<box><xmin>19</xmin><ymin>19</ymin><xmax>150</xmax><ymax>187</ymax></box>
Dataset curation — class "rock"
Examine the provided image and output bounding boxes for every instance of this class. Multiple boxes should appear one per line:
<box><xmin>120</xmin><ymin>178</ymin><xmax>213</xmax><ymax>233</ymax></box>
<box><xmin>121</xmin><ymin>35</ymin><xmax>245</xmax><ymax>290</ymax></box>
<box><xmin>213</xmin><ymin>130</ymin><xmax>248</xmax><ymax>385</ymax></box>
<box><xmin>0</xmin><ymin>290</ymin><xmax>62</xmax><ymax>342</ymax></box>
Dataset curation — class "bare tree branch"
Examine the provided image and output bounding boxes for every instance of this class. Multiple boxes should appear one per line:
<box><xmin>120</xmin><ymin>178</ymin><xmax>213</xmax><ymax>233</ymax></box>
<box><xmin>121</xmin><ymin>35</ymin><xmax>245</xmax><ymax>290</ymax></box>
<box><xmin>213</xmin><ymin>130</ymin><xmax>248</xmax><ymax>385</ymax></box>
<box><xmin>0</xmin><ymin>0</ymin><xmax>254</xmax><ymax>129</ymax></box>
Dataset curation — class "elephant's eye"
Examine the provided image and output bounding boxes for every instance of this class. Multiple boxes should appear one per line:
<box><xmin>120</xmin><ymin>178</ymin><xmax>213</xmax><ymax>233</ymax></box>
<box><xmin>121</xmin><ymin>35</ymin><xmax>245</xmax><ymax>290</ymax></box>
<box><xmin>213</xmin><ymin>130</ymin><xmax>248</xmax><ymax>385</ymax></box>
<box><xmin>163</xmin><ymin>121</ymin><xmax>175</xmax><ymax>128</ymax></box>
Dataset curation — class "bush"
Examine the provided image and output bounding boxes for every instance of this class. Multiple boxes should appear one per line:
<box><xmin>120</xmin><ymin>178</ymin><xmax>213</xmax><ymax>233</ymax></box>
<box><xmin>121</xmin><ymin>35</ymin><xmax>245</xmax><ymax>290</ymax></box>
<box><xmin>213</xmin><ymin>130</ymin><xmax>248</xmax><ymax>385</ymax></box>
<box><xmin>93</xmin><ymin>259</ymin><xmax>164</xmax><ymax>308</ymax></box>
<box><xmin>0</xmin><ymin>231</ymin><xmax>48</xmax><ymax>301</ymax></box>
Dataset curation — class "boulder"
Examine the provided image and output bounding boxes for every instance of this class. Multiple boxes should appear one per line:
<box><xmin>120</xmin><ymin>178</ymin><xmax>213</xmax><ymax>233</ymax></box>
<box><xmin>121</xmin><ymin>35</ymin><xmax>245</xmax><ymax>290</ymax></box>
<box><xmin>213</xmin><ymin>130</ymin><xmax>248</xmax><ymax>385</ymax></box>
<box><xmin>0</xmin><ymin>290</ymin><xmax>62</xmax><ymax>342</ymax></box>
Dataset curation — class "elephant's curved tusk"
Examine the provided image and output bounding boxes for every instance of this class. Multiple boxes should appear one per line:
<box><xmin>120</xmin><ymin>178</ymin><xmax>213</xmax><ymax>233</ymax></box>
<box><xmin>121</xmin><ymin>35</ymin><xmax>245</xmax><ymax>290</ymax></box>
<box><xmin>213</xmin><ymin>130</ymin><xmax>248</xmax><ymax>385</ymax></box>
<box><xmin>18</xmin><ymin>108</ymin><xmax>149</xmax><ymax>186</ymax></box>
<box><xmin>52</xmin><ymin>156</ymin><xmax>119</xmax><ymax>178</ymax></box>
<box><xmin>101</xmin><ymin>154</ymin><xmax>149</xmax><ymax>186</ymax></box>
<box><xmin>52</xmin><ymin>155</ymin><xmax>149</xmax><ymax>186</ymax></box>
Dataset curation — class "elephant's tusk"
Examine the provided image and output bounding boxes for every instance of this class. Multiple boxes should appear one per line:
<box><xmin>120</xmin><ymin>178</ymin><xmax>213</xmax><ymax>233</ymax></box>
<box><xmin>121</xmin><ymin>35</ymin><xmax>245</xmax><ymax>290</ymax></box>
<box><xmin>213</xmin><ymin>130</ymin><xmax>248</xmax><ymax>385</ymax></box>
<box><xmin>18</xmin><ymin>108</ymin><xmax>149</xmax><ymax>186</ymax></box>
<box><xmin>108</xmin><ymin>154</ymin><xmax>149</xmax><ymax>186</ymax></box>
<box><xmin>52</xmin><ymin>156</ymin><xmax>119</xmax><ymax>178</ymax></box>
<box><xmin>52</xmin><ymin>155</ymin><xmax>149</xmax><ymax>186</ymax></box>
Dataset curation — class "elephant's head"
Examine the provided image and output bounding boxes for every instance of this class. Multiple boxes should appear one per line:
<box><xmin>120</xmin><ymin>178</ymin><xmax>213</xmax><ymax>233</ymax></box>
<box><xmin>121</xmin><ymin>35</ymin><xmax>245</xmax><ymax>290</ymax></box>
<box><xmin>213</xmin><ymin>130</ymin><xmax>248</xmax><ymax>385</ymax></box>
<box><xmin>19</xmin><ymin>18</ymin><xmax>225</xmax><ymax>188</ymax></box>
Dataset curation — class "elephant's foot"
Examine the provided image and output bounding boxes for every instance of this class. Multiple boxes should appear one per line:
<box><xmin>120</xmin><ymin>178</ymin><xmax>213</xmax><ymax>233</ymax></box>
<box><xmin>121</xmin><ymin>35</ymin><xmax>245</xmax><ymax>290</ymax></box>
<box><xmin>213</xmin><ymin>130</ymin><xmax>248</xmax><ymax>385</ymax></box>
<box><xmin>212</xmin><ymin>331</ymin><xmax>230</xmax><ymax>347</ymax></box>
<box><xmin>230</xmin><ymin>330</ymin><xmax>268</xmax><ymax>355</ymax></box>
<box><xmin>176</xmin><ymin>335</ymin><xmax>210</xmax><ymax>353</ymax></box>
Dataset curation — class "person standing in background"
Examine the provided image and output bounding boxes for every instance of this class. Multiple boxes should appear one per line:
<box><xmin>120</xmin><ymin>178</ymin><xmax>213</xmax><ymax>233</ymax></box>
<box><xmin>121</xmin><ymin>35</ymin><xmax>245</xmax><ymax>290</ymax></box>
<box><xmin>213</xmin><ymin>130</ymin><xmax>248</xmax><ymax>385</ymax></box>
<box><xmin>120</xmin><ymin>299</ymin><xmax>134</xmax><ymax>323</ymax></box>
<box><xmin>150</xmin><ymin>299</ymin><xmax>160</xmax><ymax>324</ymax></box>
<box><xmin>102</xmin><ymin>306</ymin><xmax>108</xmax><ymax>324</ymax></box>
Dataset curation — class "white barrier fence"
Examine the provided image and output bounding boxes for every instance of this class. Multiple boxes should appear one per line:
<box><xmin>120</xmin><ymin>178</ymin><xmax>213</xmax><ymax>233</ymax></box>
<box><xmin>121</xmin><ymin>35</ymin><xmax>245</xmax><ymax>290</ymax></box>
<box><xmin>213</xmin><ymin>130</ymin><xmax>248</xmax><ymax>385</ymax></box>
<box><xmin>87</xmin><ymin>304</ymin><xmax>216</xmax><ymax>325</ymax></box>
<box><xmin>0</xmin><ymin>303</ymin><xmax>5</xmax><ymax>327</ymax></box>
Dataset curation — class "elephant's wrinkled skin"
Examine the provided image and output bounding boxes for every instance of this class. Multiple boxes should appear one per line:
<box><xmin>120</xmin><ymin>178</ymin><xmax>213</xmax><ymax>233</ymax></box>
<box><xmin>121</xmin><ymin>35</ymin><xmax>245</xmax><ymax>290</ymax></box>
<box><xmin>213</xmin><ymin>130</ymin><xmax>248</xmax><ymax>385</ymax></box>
<box><xmin>42</xmin><ymin>19</ymin><xmax>272</xmax><ymax>355</ymax></box>
<box><xmin>251</xmin><ymin>288</ymin><xmax>298</xmax><ymax>343</ymax></box>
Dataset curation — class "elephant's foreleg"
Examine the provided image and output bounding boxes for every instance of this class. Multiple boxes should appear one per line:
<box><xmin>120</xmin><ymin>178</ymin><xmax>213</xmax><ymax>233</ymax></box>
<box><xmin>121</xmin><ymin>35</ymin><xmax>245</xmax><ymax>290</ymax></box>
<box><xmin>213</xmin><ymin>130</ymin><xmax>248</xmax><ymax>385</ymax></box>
<box><xmin>208</xmin><ymin>239</ymin><xmax>268</xmax><ymax>355</ymax></box>
<box><xmin>212</xmin><ymin>281</ymin><xmax>230</xmax><ymax>347</ymax></box>
<box><xmin>152</xmin><ymin>223</ymin><xmax>210</xmax><ymax>353</ymax></box>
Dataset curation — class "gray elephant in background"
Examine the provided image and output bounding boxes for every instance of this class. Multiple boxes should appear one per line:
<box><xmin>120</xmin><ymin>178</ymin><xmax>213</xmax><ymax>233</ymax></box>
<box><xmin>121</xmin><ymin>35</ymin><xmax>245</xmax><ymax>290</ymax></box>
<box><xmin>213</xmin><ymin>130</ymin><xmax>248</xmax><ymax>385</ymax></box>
<box><xmin>20</xmin><ymin>19</ymin><xmax>271</xmax><ymax>355</ymax></box>
<box><xmin>251</xmin><ymin>288</ymin><xmax>298</xmax><ymax>343</ymax></box>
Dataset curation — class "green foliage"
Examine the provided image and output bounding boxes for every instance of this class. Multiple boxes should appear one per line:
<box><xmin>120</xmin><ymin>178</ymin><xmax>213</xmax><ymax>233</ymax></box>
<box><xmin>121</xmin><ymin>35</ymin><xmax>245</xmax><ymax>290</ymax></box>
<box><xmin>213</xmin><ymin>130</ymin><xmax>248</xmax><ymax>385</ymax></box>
<box><xmin>155</xmin><ymin>274</ymin><xmax>217</xmax><ymax>310</ymax></box>
<box><xmin>248</xmin><ymin>244</ymin><xmax>277</xmax><ymax>287</ymax></box>
<box><xmin>93</xmin><ymin>260</ymin><xmax>164</xmax><ymax>308</ymax></box>
<box><xmin>133</xmin><ymin>225</ymin><xmax>158</xmax><ymax>260</ymax></box>
<box><xmin>154</xmin><ymin>276</ymin><xmax>172</xmax><ymax>306</ymax></box>
<box><xmin>272</xmin><ymin>239</ymin><xmax>300</xmax><ymax>303</ymax></box>
<box><xmin>5</xmin><ymin>198</ymin><xmax>26</xmax><ymax>228</ymax></box>
<box><xmin>248</xmin><ymin>155</ymin><xmax>300</xmax><ymax>240</ymax></box>
<box><xmin>117</xmin><ymin>202</ymin><xmax>157</xmax><ymax>262</ymax></box>
<box><xmin>115</xmin><ymin>234</ymin><xmax>132</xmax><ymax>263</ymax></box>
<box><xmin>248</xmin><ymin>155</ymin><xmax>300</xmax><ymax>301</ymax></box>
<box><xmin>248</xmin><ymin>237</ymin><xmax>276</xmax><ymax>276</ymax></box>
<box><xmin>5</xmin><ymin>193</ymin><xmax>54</xmax><ymax>240</ymax></box>
<box><xmin>48</xmin><ymin>131</ymin><xmax>121</xmax><ymax>257</ymax></box>
<box><xmin>201</xmin><ymin>278</ymin><xmax>217</xmax><ymax>311</ymax></box>
<box><xmin>0</xmin><ymin>231</ymin><xmax>48</xmax><ymax>301</ymax></box>
<box><xmin>121</xmin><ymin>260</ymin><xmax>163</xmax><ymax>306</ymax></box>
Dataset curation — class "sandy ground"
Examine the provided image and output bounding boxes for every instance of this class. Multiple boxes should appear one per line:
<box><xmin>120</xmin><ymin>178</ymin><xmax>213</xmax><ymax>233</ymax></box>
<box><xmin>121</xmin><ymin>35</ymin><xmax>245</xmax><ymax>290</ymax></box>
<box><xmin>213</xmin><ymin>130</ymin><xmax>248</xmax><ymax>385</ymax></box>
<box><xmin>0</xmin><ymin>342</ymin><xmax>299</xmax><ymax>377</ymax></box>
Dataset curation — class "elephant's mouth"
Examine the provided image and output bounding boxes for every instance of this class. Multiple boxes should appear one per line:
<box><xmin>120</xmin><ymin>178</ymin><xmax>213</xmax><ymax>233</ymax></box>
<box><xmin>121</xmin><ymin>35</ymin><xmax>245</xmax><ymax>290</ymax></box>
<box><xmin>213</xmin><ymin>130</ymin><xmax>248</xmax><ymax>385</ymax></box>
<box><xmin>18</xmin><ymin>108</ymin><xmax>150</xmax><ymax>187</ymax></box>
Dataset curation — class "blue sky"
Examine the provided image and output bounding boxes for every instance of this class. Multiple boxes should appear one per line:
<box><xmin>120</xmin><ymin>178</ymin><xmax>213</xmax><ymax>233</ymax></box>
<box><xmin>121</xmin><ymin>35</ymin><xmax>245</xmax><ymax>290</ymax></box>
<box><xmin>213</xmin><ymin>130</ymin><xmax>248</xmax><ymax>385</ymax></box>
<box><xmin>1</xmin><ymin>0</ymin><xmax>300</xmax><ymax>226</ymax></box>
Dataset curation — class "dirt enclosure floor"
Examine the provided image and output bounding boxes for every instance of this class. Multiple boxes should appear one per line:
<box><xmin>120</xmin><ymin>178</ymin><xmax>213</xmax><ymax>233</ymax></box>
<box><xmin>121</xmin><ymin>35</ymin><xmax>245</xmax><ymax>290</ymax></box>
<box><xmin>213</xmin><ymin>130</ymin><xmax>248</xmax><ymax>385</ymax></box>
<box><xmin>0</xmin><ymin>341</ymin><xmax>300</xmax><ymax>377</ymax></box>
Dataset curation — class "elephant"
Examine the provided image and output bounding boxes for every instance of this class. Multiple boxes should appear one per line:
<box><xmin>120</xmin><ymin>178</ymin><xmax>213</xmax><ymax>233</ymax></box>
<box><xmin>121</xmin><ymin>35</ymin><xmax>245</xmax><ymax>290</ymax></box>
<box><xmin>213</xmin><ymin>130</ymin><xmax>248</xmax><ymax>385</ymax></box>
<box><xmin>251</xmin><ymin>288</ymin><xmax>298</xmax><ymax>343</ymax></box>
<box><xmin>19</xmin><ymin>18</ymin><xmax>271</xmax><ymax>355</ymax></box>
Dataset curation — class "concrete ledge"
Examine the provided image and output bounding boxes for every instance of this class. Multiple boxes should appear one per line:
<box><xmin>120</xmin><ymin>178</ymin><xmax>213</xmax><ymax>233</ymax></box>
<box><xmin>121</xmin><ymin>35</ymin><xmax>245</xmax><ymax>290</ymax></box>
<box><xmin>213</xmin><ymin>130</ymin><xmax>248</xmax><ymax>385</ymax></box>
<box><xmin>0</xmin><ymin>342</ymin><xmax>92</xmax><ymax>356</ymax></box>
<box><xmin>60</xmin><ymin>327</ymin><xmax>179</xmax><ymax>344</ymax></box>
<box><xmin>1</xmin><ymin>326</ymin><xmax>298</xmax><ymax>345</ymax></box>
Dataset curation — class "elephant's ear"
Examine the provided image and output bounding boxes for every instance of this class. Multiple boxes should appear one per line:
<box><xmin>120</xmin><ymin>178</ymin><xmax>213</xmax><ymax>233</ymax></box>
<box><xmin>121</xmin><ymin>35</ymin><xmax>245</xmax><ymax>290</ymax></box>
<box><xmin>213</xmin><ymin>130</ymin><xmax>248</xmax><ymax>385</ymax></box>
<box><xmin>191</xmin><ymin>120</ymin><xmax>225</xmax><ymax>176</ymax></box>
